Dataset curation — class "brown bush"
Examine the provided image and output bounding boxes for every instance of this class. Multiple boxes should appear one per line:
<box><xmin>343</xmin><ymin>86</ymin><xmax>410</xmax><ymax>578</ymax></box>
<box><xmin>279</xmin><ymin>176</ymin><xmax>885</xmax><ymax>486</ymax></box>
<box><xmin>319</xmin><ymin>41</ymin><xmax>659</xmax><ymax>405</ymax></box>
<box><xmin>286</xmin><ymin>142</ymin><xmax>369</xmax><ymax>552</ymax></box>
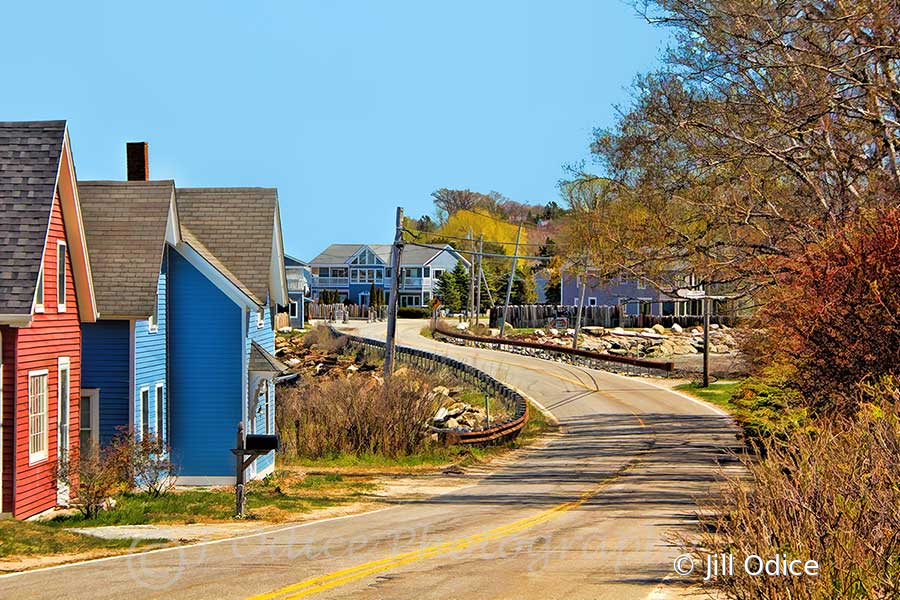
<box><xmin>691</xmin><ymin>380</ymin><xmax>900</xmax><ymax>599</ymax></box>
<box><xmin>276</xmin><ymin>370</ymin><xmax>438</xmax><ymax>459</ymax></box>
<box><xmin>301</xmin><ymin>324</ymin><xmax>349</xmax><ymax>354</ymax></box>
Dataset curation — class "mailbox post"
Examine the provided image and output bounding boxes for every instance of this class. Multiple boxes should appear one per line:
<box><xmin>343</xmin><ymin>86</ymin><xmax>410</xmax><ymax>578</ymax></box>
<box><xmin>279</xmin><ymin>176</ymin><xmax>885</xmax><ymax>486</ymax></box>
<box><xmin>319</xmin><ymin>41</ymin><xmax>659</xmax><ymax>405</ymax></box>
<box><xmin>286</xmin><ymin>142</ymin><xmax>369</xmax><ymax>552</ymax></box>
<box><xmin>231</xmin><ymin>422</ymin><xmax>280</xmax><ymax>518</ymax></box>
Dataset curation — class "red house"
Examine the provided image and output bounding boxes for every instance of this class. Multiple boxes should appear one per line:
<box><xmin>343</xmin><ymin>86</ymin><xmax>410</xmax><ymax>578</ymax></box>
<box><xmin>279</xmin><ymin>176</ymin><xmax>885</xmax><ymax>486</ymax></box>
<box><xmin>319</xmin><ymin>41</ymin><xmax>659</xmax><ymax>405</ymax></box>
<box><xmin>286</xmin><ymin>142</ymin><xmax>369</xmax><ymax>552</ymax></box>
<box><xmin>0</xmin><ymin>121</ymin><xmax>97</xmax><ymax>519</ymax></box>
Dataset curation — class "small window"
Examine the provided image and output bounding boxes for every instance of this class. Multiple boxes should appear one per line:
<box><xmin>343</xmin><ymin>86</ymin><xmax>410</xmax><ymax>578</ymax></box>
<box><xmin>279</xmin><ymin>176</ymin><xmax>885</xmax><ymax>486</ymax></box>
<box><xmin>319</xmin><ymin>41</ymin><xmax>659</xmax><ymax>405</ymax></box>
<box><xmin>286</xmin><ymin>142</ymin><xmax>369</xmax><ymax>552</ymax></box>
<box><xmin>28</xmin><ymin>370</ymin><xmax>49</xmax><ymax>463</ymax></box>
<box><xmin>140</xmin><ymin>387</ymin><xmax>150</xmax><ymax>440</ymax></box>
<box><xmin>57</xmin><ymin>242</ymin><xmax>67</xmax><ymax>311</ymax></box>
<box><xmin>434</xmin><ymin>269</ymin><xmax>444</xmax><ymax>279</ymax></box>
<box><xmin>385</xmin><ymin>268</ymin><xmax>392</xmax><ymax>278</ymax></box>
<box><xmin>289</xmin><ymin>302</ymin><xmax>299</xmax><ymax>318</ymax></box>
<box><xmin>34</xmin><ymin>266</ymin><xmax>44</xmax><ymax>313</ymax></box>
<box><xmin>423</xmin><ymin>267</ymin><xmax>431</xmax><ymax>278</ymax></box>
<box><xmin>264</xmin><ymin>385</ymin><xmax>271</xmax><ymax>435</ymax></box>
<box><xmin>257</xmin><ymin>308</ymin><xmax>265</xmax><ymax>328</ymax></box>
<box><xmin>58</xmin><ymin>357</ymin><xmax>70</xmax><ymax>460</ymax></box>
<box><xmin>155</xmin><ymin>383</ymin><xmax>164</xmax><ymax>442</ymax></box>
<box><xmin>148</xmin><ymin>294</ymin><xmax>159</xmax><ymax>333</ymax></box>
<box><xmin>637</xmin><ymin>279</ymin><xmax>647</xmax><ymax>290</ymax></box>
<box><xmin>588</xmin><ymin>297</ymin><xmax>597</xmax><ymax>306</ymax></box>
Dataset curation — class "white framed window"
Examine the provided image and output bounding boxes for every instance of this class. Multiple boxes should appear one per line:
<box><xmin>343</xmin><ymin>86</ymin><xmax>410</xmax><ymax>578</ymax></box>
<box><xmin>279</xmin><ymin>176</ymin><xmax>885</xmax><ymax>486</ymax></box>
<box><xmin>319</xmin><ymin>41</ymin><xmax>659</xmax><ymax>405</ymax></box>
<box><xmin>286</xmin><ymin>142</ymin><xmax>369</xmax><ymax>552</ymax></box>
<box><xmin>257</xmin><ymin>308</ymin><xmax>265</xmax><ymax>328</ymax></box>
<box><xmin>57</xmin><ymin>358</ymin><xmax>70</xmax><ymax>461</ymax></box>
<box><xmin>289</xmin><ymin>302</ymin><xmax>299</xmax><ymax>318</ymax></box>
<box><xmin>34</xmin><ymin>266</ymin><xmax>45</xmax><ymax>313</ymax></box>
<box><xmin>264</xmin><ymin>384</ymin><xmax>271</xmax><ymax>434</ymax></box>
<box><xmin>637</xmin><ymin>278</ymin><xmax>647</xmax><ymax>290</ymax></box>
<box><xmin>588</xmin><ymin>297</ymin><xmax>597</xmax><ymax>306</ymax></box>
<box><xmin>28</xmin><ymin>370</ymin><xmax>49</xmax><ymax>463</ymax></box>
<box><xmin>56</xmin><ymin>241</ymin><xmax>67</xmax><ymax>312</ymax></box>
<box><xmin>80</xmin><ymin>388</ymin><xmax>100</xmax><ymax>451</ymax></box>
<box><xmin>433</xmin><ymin>269</ymin><xmax>444</xmax><ymax>279</ymax></box>
<box><xmin>423</xmin><ymin>267</ymin><xmax>431</xmax><ymax>278</ymax></box>
<box><xmin>154</xmin><ymin>383</ymin><xmax>164</xmax><ymax>441</ymax></box>
<box><xmin>140</xmin><ymin>386</ymin><xmax>150</xmax><ymax>440</ymax></box>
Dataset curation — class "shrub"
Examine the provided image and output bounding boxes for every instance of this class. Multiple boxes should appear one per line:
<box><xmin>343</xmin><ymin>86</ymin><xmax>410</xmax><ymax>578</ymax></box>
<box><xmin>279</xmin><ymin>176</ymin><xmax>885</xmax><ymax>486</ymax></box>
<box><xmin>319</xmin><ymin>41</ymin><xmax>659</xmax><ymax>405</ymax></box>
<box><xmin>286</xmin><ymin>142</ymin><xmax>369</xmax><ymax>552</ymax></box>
<box><xmin>753</xmin><ymin>209</ymin><xmax>900</xmax><ymax>415</ymax></box>
<box><xmin>729</xmin><ymin>364</ymin><xmax>809</xmax><ymax>452</ymax></box>
<box><xmin>277</xmin><ymin>370</ymin><xmax>438</xmax><ymax>459</ymax></box>
<box><xmin>397</xmin><ymin>307</ymin><xmax>431</xmax><ymax>319</ymax></box>
<box><xmin>110</xmin><ymin>432</ymin><xmax>178</xmax><ymax>498</ymax></box>
<box><xmin>690</xmin><ymin>380</ymin><xmax>900</xmax><ymax>599</ymax></box>
<box><xmin>301</xmin><ymin>324</ymin><xmax>349</xmax><ymax>353</ymax></box>
<box><xmin>58</xmin><ymin>445</ymin><xmax>130</xmax><ymax>519</ymax></box>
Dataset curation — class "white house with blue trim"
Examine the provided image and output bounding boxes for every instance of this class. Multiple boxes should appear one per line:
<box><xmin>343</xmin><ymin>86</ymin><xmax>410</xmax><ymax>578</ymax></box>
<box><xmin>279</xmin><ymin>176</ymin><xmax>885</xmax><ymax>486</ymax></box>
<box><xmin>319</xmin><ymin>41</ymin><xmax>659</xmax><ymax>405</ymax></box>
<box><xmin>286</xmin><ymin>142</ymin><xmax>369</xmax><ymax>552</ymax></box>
<box><xmin>79</xmin><ymin>174</ymin><xmax>179</xmax><ymax>449</ymax></box>
<box><xmin>168</xmin><ymin>187</ymin><xmax>288</xmax><ymax>485</ymax></box>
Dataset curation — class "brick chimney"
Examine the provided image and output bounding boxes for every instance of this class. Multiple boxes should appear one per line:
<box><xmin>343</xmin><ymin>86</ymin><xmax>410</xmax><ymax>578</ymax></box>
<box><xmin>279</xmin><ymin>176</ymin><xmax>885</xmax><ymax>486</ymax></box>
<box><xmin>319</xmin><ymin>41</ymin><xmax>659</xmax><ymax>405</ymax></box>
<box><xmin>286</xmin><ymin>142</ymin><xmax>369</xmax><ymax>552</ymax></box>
<box><xmin>126</xmin><ymin>141</ymin><xmax>149</xmax><ymax>181</ymax></box>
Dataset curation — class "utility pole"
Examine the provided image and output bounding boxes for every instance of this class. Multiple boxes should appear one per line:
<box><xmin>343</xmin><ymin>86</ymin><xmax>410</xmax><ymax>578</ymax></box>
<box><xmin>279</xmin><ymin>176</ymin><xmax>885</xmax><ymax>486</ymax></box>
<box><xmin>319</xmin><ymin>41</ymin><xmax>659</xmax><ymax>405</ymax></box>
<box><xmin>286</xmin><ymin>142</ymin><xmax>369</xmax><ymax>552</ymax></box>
<box><xmin>467</xmin><ymin>228</ymin><xmax>475</xmax><ymax>326</ymax></box>
<box><xmin>702</xmin><ymin>297</ymin><xmax>710</xmax><ymax>388</ymax></box>
<box><xmin>498</xmin><ymin>222</ymin><xmax>523</xmax><ymax>338</ymax></box>
<box><xmin>475</xmin><ymin>234</ymin><xmax>483</xmax><ymax>327</ymax></box>
<box><xmin>572</xmin><ymin>259</ymin><xmax>587</xmax><ymax>349</ymax></box>
<box><xmin>384</xmin><ymin>207</ymin><xmax>404</xmax><ymax>378</ymax></box>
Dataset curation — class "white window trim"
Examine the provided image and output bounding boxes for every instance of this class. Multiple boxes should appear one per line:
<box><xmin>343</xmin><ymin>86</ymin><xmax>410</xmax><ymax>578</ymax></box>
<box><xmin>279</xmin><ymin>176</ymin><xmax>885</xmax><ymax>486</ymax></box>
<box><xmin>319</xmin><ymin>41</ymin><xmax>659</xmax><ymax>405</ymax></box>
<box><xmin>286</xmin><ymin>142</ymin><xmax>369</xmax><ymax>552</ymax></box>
<box><xmin>148</xmin><ymin>315</ymin><xmax>159</xmax><ymax>334</ymax></box>
<box><xmin>139</xmin><ymin>386</ymin><xmax>150</xmax><ymax>440</ymax></box>
<box><xmin>154</xmin><ymin>382</ymin><xmax>164</xmax><ymax>440</ymax></box>
<box><xmin>81</xmin><ymin>388</ymin><xmax>100</xmax><ymax>447</ymax></box>
<box><xmin>588</xmin><ymin>297</ymin><xmax>597</xmax><ymax>306</ymax></box>
<box><xmin>57</xmin><ymin>357</ymin><xmax>70</xmax><ymax>460</ymax></box>
<box><xmin>34</xmin><ymin>265</ymin><xmax>45</xmax><ymax>313</ymax></box>
<box><xmin>56</xmin><ymin>241</ymin><xmax>67</xmax><ymax>313</ymax></box>
<box><xmin>289</xmin><ymin>301</ymin><xmax>299</xmax><ymax>318</ymax></box>
<box><xmin>257</xmin><ymin>308</ymin><xmax>265</xmax><ymax>329</ymax></box>
<box><xmin>28</xmin><ymin>369</ymin><xmax>49</xmax><ymax>464</ymax></box>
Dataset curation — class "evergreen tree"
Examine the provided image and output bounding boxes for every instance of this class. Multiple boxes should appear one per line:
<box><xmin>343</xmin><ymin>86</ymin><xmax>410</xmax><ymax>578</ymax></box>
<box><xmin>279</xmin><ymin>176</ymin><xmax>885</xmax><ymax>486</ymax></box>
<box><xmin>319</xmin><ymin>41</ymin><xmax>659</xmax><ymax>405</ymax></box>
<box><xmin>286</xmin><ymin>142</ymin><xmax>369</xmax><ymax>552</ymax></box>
<box><xmin>434</xmin><ymin>269</ymin><xmax>462</xmax><ymax>312</ymax></box>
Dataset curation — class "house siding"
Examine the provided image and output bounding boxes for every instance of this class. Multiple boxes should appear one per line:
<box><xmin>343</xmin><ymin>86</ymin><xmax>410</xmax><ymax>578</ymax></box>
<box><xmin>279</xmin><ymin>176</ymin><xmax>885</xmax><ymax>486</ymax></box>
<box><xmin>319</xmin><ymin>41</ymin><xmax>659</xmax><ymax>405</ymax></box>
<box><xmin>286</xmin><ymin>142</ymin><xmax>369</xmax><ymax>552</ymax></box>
<box><xmin>134</xmin><ymin>250</ymin><xmax>168</xmax><ymax>442</ymax></box>
<box><xmin>560</xmin><ymin>275</ymin><xmax>665</xmax><ymax>315</ymax></box>
<box><xmin>169</xmin><ymin>250</ymin><xmax>242</xmax><ymax>478</ymax></box>
<box><xmin>1</xmin><ymin>326</ymin><xmax>17</xmax><ymax>513</ymax></box>
<box><xmin>247</xmin><ymin>302</ymin><xmax>275</xmax><ymax>474</ymax></box>
<box><xmin>13</xmin><ymin>192</ymin><xmax>81</xmax><ymax>519</ymax></box>
<box><xmin>81</xmin><ymin>320</ymin><xmax>130</xmax><ymax>445</ymax></box>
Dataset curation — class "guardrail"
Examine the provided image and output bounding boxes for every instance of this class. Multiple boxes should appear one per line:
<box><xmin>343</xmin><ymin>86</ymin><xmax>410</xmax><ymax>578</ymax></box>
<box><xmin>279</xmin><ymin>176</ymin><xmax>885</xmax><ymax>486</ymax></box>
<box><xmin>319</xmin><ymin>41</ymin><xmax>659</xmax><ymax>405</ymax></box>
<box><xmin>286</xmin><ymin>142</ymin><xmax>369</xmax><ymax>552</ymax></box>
<box><xmin>332</xmin><ymin>330</ymin><xmax>529</xmax><ymax>445</ymax></box>
<box><xmin>433</xmin><ymin>327</ymin><xmax>675</xmax><ymax>376</ymax></box>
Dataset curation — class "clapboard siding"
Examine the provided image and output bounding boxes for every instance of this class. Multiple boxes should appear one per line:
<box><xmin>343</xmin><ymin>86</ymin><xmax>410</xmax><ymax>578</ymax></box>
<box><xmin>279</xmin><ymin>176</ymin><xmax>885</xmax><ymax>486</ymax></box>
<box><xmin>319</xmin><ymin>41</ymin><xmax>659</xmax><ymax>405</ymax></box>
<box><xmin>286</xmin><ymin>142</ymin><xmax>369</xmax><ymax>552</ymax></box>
<box><xmin>81</xmin><ymin>320</ymin><xmax>130</xmax><ymax>445</ymax></box>
<box><xmin>169</xmin><ymin>250</ymin><xmax>242</xmax><ymax>477</ymax></box>
<box><xmin>13</xmin><ymin>192</ymin><xmax>81</xmax><ymax>519</ymax></box>
<box><xmin>134</xmin><ymin>249</ymin><xmax>168</xmax><ymax>442</ymax></box>
<box><xmin>1</xmin><ymin>326</ymin><xmax>17</xmax><ymax>513</ymax></box>
<box><xmin>247</xmin><ymin>303</ymin><xmax>275</xmax><ymax>473</ymax></box>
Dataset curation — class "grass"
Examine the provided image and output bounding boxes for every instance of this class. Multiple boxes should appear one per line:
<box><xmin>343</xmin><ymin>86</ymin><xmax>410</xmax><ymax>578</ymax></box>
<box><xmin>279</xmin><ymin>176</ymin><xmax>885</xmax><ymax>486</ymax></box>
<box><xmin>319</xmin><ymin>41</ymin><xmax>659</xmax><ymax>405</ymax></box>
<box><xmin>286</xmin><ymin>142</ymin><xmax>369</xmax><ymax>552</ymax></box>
<box><xmin>0</xmin><ymin>520</ymin><xmax>167</xmax><ymax>560</ymax></box>
<box><xmin>675</xmin><ymin>380</ymin><xmax>743</xmax><ymax>411</ymax></box>
<box><xmin>44</xmin><ymin>470</ymin><xmax>375</xmax><ymax>528</ymax></box>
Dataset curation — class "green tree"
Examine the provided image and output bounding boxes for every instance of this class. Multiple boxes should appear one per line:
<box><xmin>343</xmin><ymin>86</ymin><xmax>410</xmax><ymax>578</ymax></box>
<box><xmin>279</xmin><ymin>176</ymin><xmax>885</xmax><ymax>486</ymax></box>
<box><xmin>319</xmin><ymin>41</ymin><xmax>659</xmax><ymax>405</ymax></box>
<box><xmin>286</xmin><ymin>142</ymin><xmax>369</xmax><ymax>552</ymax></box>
<box><xmin>434</xmin><ymin>270</ymin><xmax>461</xmax><ymax>312</ymax></box>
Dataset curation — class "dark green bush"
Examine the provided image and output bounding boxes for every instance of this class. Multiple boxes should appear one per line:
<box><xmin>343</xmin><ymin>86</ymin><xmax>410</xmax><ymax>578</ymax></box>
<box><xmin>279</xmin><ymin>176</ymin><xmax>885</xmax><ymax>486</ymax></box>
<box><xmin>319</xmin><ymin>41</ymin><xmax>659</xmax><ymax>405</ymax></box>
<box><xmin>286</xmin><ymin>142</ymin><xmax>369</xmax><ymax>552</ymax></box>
<box><xmin>730</xmin><ymin>364</ymin><xmax>809</xmax><ymax>453</ymax></box>
<box><xmin>397</xmin><ymin>307</ymin><xmax>431</xmax><ymax>319</ymax></box>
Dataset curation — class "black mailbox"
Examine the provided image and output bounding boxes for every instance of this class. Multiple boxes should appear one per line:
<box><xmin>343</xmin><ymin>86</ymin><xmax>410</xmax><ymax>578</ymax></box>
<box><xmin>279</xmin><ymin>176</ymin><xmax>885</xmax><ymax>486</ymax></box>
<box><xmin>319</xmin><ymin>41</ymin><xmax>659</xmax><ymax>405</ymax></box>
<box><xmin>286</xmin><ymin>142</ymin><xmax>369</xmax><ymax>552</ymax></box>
<box><xmin>245</xmin><ymin>434</ymin><xmax>280</xmax><ymax>452</ymax></box>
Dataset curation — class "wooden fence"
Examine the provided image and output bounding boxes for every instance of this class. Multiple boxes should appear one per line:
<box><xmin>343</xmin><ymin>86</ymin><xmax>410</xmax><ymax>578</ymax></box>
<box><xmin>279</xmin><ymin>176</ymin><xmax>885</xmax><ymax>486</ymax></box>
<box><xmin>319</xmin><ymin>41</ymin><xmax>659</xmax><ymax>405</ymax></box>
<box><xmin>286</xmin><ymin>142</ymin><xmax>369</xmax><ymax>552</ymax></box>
<box><xmin>307</xmin><ymin>303</ymin><xmax>388</xmax><ymax>321</ymax></box>
<box><xmin>488</xmin><ymin>304</ymin><xmax>739</xmax><ymax>329</ymax></box>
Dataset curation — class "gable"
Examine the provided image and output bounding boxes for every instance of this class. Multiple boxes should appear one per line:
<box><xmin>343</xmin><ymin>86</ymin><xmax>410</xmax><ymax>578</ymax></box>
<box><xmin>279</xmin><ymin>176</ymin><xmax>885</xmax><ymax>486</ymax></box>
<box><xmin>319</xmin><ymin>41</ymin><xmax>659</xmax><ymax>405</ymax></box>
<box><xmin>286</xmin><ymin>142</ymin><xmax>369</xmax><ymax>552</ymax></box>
<box><xmin>348</xmin><ymin>246</ymin><xmax>385</xmax><ymax>266</ymax></box>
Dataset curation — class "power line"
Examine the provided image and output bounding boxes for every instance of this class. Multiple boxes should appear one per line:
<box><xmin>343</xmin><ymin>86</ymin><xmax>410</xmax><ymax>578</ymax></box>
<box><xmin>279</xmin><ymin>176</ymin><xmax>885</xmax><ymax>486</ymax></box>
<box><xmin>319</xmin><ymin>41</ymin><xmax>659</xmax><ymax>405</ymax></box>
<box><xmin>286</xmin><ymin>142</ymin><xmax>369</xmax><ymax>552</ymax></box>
<box><xmin>404</xmin><ymin>240</ymin><xmax>553</xmax><ymax>262</ymax></box>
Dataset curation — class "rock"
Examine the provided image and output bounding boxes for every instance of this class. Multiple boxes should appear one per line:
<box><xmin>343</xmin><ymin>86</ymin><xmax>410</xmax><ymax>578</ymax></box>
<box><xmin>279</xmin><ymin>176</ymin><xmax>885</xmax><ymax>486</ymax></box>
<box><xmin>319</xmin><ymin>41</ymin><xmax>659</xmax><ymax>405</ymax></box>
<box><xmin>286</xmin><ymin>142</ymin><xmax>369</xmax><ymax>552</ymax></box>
<box><xmin>652</xmin><ymin>324</ymin><xmax>667</xmax><ymax>335</ymax></box>
<box><xmin>278</xmin><ymin>327</ymin><xmax>292</xmax><ymax>333</ymax></box>
<box><xmin>445</xmin><ymin>418</ymin><xmax>460</xmax><ymax>429</ymax></box>
<box><xmin>347</xmin><ymin>364</ymin><xmax>359</xmax><ymax>372</ymax></box>
<box><xmin>711</xmin><ymin>323</ymin><xmax>720</xmax><ymax>330</ymax></box>
<box><xmin>433</xmin><ymin>407</ymin><xmax>449</xmax><ymax>422</ymax></box>
<box><xmin>671</xmin><ymin>323</ymin><xmax>683</xmax><ymax>333</ymax></box>
<box><xmin>565</xmin><ymin>328</ymin><xmax>576</xmax><ymax>336</ymax></box>
<box><xmin>432</xmin><ymin>386</ymin><xmax>450</xmax><ymax>397</ymax></box>
<box><xmin>456</xmin><ymin>322</ymin><xmax>469</xmax><ymax>330</ymax></box>
<box><xmin>534</xmin><ymin>329</ymin><xmax>546</xmax><ymax>337</ymax></box>
<box><xmin>549</xmin><ymin>328</ymin><xmax>559</xmax><ymax>336</ymax></box>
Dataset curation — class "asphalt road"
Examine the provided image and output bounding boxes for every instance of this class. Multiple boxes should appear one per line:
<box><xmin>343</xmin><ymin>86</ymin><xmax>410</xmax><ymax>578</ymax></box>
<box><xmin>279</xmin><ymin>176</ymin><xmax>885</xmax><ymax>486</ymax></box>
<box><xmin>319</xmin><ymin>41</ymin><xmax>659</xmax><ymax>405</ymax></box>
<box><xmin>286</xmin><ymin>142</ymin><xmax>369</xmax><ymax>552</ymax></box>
<box><xmin>1</xmin><ymin>320</ymin><xmax>738</xmax><ymax>600</ymax></box>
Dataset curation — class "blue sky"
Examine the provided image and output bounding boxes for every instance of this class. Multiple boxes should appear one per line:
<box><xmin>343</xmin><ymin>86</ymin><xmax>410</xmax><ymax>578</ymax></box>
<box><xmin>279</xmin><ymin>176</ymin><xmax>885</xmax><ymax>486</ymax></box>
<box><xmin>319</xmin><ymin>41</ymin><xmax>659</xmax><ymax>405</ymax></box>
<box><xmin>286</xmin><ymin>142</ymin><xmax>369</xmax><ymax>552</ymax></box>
<box><xmin>0</xmin><ymin>1</ymin><xmax>667</xmax><ymax>259</ymax></box>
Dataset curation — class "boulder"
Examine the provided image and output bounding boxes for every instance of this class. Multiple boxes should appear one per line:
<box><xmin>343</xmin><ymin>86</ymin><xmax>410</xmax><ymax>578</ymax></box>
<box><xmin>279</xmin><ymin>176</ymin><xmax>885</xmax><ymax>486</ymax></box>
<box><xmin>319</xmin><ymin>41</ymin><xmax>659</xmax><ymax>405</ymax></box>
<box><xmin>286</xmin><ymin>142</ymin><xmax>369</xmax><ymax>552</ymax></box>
<box><xmin>432</xmin><ymin>385</ymin><xmax>451</xmax><ymax>397</ymax></box>
<box><xmin>652</xmin><ymin>324</ymin><xmax>667</xmax><ymax>335</ymax></box>
<box><xmin>565</xmin><ymin>328</ymin><xmax>576</xmax><ymax>336</ymax></box>
<box><xmin>433</xmin><ymin>407</ymin><xmax>449</xmax><ymax>422</ymax></box>
<box><xmin>671</xmin><ymin>323</ymin><xmax>683</xmax><ymax>333</ymax></box>
<box><xmin>534</xmin><ymin>329</ymin><xmax>546</xmax><ymax>337</ymax></box>
<box><xmin>445</xmin><ymin>418</ymin><xmax>460</xmax><ymax>429</ymax></box>
<box><xmin>456</xmin><ymin>322</ymin><xmax>470</xmax><ymax>331</ymax></box>
<box><xmin>549</xmin><ymin>328</ymin><xmax>560</xmax><ymax>336</ymax></box>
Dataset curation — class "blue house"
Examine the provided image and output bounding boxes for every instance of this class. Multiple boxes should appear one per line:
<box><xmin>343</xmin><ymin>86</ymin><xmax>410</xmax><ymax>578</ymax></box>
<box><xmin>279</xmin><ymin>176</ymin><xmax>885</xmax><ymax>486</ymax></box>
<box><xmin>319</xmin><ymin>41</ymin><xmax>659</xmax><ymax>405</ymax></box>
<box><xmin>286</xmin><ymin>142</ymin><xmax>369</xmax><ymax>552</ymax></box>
<box><xmin>79</xmin><ymin>166</ymin><xmax>178</xmax><ymax>447</ymax></box>
<box><xmin>168</xmin><ymin>187</ymin><xmax>288</xmax><ymax>484</ymax></box>
<box><xmin>560</xmin><ymin>270</ymin><xmax>706</xmax><ymax>316</ymax></box>
<box><xmin>284</xmin><ymin>254</ymin><xmax>311</xmax><ymax>328</ymax></box>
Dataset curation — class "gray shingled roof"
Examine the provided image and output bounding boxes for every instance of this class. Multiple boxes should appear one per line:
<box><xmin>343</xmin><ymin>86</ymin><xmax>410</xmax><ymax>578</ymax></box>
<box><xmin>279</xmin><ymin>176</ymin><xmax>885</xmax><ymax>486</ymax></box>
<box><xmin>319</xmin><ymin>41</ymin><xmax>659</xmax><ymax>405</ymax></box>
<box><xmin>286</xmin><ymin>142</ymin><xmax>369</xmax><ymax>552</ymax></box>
<box><xmin>249</xmin><ymin>341</ymin><xmax>288</xmax><ymax>373</ymax></box>
<box><xmin>0</xmin><ymin>120</ymin><xmax>67</xmax><ymax>315</ymax></box>
<box><xmin>309</xmin><ymin>243</ymin><xmax>464</xmax><ymax>267</ymax></box>
<box><xmin>78</xmin><ymin>180</ymin><xmax>174</xmax><ymax>318</ymax></box>
<box><xmin>176</xmin><ymin>188</ymin><xmax>279</xmax><ymax>306</ymax></box>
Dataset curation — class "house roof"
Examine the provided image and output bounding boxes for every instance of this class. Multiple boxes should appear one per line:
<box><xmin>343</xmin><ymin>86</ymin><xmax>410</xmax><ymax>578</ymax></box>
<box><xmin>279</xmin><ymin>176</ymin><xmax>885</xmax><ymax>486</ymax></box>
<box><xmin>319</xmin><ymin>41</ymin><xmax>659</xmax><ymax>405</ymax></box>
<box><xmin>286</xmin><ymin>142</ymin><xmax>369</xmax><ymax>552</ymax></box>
<box><xmin>249</xmin><ymin>341</ymin><xmax>288</xmax><ymax>373</ymax></box>
<box><xmin>284</xmin><ymin>254</ymin><xmax>309</xmax><ymax>268</ymax></box>
<box><xmin>0</xmin><ymin>120</ymin><xmax>68</xmax><ymax>316</ymax></box>
<box><xmin>176</xmin><ymin>187</ymin><xmax>285</xmax><ymax>307</ymax></box>
<box><xmin>77</xmin><ymin>180</ymin><xmax>175</xmax><ymax>318</ymax></box>
<box><xmin>309</xmin><ymin>243</ymin><xmax>467</xmax><ymax>267</ymax></box>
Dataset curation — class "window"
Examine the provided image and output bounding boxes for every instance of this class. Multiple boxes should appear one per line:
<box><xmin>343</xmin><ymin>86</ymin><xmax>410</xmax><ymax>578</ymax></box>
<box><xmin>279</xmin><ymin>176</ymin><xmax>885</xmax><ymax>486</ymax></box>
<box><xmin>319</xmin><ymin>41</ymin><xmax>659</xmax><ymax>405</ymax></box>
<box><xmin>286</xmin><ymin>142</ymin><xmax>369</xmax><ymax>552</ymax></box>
<box><xmin>57</xmin><ymin>242</ymin><xmax>67</xmax><ymax>311</ymax></box>
<box><xmin>28</xmin><ymin>370</ymin><xmax>48</xmax><ymax>463</ymax></box>
<box><xmin>155</xmin><ymin>383</ymin><xmax>164</xmax><ymax>441</ymax></box>
<box><xmin>140</xmin><ymin>387</ymin><xmax>150</xmax><ymax>440</ymax></box>
<box><xmin>423</xmin><ymin>267</ymin><xmax>431</xmax><ymax>278</ymax></box>
<box><xmin>289</xmin><ymin>301</ymin><xmax>299</xmax><ymax>318</ymax></box>
<box><xmin>385</xmin><ymin>268</ymin><xmax>392</xmax><ymax>278</ymax></box>
<box><xmin>264</xmin><ymin>385</ymin><xmax>271</xmax><ymax>434</ymax></box>
<box><xmin>588</xmin><ymin>297</ymin><xmax>597</xmax><ymax>306</ymax></box>
<box><xmin>58</xmin><ymin>358</ymin><xmax>70</xmax><ymax>461</ymax></box>
<box><xmin>80</xmin><ymin>389</ymin><xmax>100</xmax><ymax>451</ymax></box>
<box><xmin>34</xmin><ymin>266</ymin><xmax>44</xmax><ymax>313</ymax></box>
<box><xmin>636</xmin><ymin>278</ymin><xmax>647</xmax><ymax>290</ymax></box>
<box><xmin>257</xmin><ymin>308</ymin><xmax>265</xmax><ymax>328</ymax></box>
<box><xmin>148</xmin><ymin>294</ymin><xmax>159</xmax><ymax>333</ymax></box>
<box><xmin>433</xmin><ymin>269</ymin><xmax>444</xmax><ymax>279</ymax></box>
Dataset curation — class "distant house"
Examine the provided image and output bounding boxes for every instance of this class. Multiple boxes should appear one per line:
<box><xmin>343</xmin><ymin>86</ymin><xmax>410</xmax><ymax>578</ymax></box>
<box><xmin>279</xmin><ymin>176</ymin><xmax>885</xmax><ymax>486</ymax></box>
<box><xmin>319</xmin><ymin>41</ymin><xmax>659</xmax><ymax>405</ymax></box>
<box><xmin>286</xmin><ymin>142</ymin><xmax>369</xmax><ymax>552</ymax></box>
<box><xmin>560</xmin><ymin>271</ymin><xmax>705</xmax><ymax>316</ymax></box>
<box><xmin>284</xmin><ymin>255</ymin><xmax>311</xmax><ymax>328</ymax></box>
<box><xmin>0</xmin><ymin>121</ymin><xmax>98</xmax><ymax>519</ymax></box>
<box><xmin>168</xmin><ymin>187</ymin><xmax>288</xmax><ymax>484</ymax></box>
<box><xmin>308</xmin><ymin>243</ymin><xmax>468</xmax><ymax>307</ymax></box>
<box><xmin>79</xmin><ymin>152</ymin><xmax>178</xmax><ymax>448</ymax></box>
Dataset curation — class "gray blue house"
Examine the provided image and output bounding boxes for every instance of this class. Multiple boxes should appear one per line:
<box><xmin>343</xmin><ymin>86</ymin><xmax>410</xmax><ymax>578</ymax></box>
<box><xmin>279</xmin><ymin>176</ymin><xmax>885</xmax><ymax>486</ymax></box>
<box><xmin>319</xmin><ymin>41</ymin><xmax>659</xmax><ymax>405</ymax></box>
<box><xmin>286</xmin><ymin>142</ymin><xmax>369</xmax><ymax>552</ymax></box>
<box><xmin>309</xmin><ymin>243</ymin><xmax>467</xmax><ymax>307</ymax></box>
<box><xmin>168</xmin><ymin>187</ymin><xmax>288</xmax><ymax>485</ymax></box>
<box><xmin>560</xmin><ymin>271</ymin><xmax>704</xmax><ymax>316</ymax></box>
<box><xmin>284</xmin><ymin>254</ymin><xmax>311</xmax><ymax>328</ymax></box>
<box><xmin>79</xmin><ymin>177</ymin><xmax>179</xmax><ymax>447</ymax></box>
